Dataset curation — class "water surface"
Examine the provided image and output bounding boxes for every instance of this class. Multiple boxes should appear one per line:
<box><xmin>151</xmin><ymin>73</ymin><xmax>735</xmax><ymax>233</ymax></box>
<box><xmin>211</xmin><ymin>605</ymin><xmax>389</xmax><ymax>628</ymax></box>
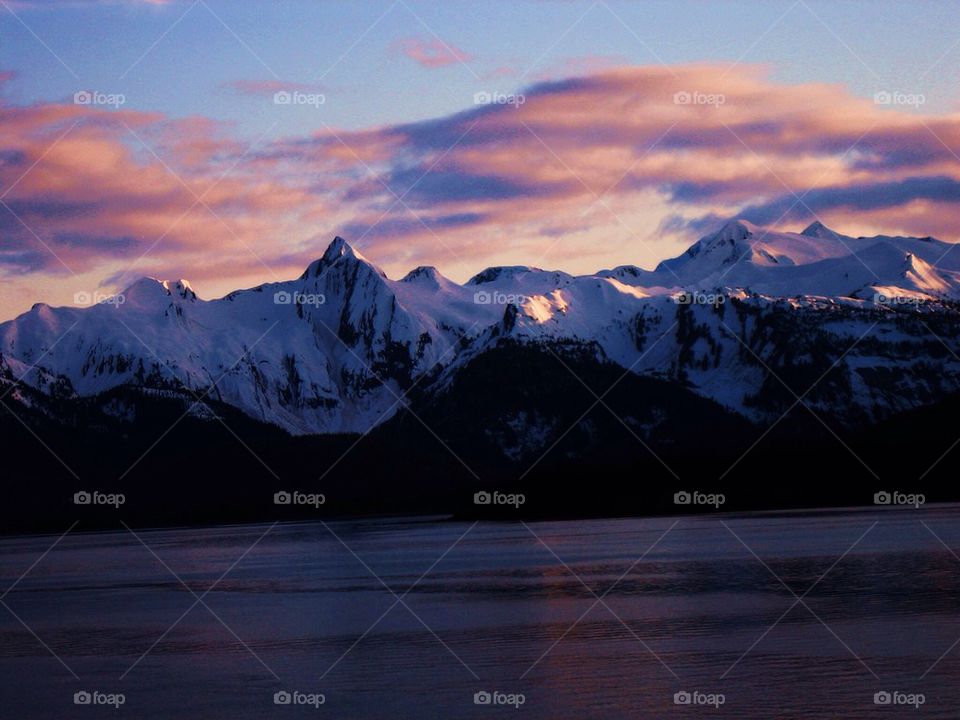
<box><xmin>2</xmin><ymin>506</ymin><xmax>959</xmax><ymax>718</ymax></box>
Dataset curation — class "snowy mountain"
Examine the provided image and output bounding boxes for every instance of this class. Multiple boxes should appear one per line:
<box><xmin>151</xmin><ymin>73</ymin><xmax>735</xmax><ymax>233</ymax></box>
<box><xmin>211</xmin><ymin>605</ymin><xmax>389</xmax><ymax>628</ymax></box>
<box><xmin>612</xmin><ymin>219</ymin><xmax>960</xmax><ymax>295</ymax></box>
<box><xmin>2</xmin><ymin>221</ymin><xmax>960</xmax><ymax>438</ymax></box>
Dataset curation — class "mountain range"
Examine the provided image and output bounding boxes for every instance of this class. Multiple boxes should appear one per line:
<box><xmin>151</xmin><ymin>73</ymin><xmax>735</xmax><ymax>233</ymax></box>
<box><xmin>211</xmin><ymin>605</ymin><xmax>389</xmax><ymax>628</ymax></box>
<box><xmin>2</xmin><ymin>219</ymin><xmax>959</xmax><ymax>528</ymax></box>
<box><xmin>3</xmin><ymin>219</ymin><xmax>959</xmax><ymax>435</ymax></box>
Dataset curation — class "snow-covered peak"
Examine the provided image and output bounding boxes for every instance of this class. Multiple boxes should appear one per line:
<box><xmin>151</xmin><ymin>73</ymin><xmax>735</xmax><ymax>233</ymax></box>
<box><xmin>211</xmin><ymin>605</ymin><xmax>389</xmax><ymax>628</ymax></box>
<box><xmin>714</xmin><ymin>218</ymin><xmax>758</xmax><ymax>243</ymax></box>
<box><xmin>861</xmin><ymin>250</ymin><xmax>951</xmax><ymax>302</ymax></box>
<box><xmin>800</xmin><ymin>220</ymin><xmax>840</xmax><ymax>239</ymax></box>
<box><xmin>466</xmin><ymin>266</ymin><xmax>577</xmax><ymax>300</ymax></box>
<box><xmin>653</xmin><ymin>216</ymin><xmax>960</xmax><ymax>287</ymax></box>
<box><xmin>300</xmin><ymin>236</ymin><xmax>382</xmax><ymax>280</ymax></box>
<box><xmin>324</xmin><ymin>235</ymin><xmax>352</xmax><ymax>261</ymax></box>
<box><xmin>657</xmin><ymin>219</ymin><xmax>759</xmax><ymax>276</ymax></box>
<box><xmin>685</xmin><ymin>219</ymin><xmax>758</xmax><ymax>259</ymax></box>
<box><xmin>595</xmin><ymin>264</ymin><xmax>660</xmax><ymax>285</ymax></box>
<box><xmin>121</xmin><ymin>276</ymin><xmax>197</xmax><ymax>303</ymax></box>
<box><xmin>598</xmin><ymin>264</ymin><xmax>644</xmax><ymax>279</ymax></box>
<box><xmin>400</xmin><ymin>266</ymin><xmax>443</xmax><ymax>288</ymax></box>
<box><xmin>162</xmin><ymin>279</ymin><xmax>197</xmax><ymax>300</ymax></box>
<box><xmin>897</xmin><ymin>250</ymin><xmax>953</xmax><ymax>296</ymax></box>
<box><xmin>468</xmin><ymin>266</ymin><xmax>547</xmax><ymax>285</ymax></box>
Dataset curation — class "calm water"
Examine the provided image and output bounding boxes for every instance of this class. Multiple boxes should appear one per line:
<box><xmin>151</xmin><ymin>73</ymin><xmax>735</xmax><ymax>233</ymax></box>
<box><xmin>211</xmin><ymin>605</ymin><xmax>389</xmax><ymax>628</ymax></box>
<box><xmin>2</xmin><ymin>506</ymin><xmax>960</xmax><ymax>718</ymax></box>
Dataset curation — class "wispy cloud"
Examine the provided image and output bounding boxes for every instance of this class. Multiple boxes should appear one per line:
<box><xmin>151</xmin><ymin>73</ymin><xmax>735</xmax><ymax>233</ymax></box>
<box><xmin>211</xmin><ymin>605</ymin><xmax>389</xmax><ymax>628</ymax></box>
<box><xmin>393</xmin><ymin>37</ymin><xmax>473</xmax><ymax>68</ymax></box>
<box><xmin>267</xmin><ymin>64</ymin><xmax>960</xmax><ymax>257</ymax></box>
<box><xmin>3</xmin><ymin>63</ymin><xmax>960</xmax><ymax>319</ymax></box>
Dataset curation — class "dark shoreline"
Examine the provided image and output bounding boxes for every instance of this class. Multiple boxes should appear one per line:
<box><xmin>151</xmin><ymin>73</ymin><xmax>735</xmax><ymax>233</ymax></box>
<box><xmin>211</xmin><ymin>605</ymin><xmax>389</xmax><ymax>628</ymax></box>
<box><xmin>2</xmin><ymin>499</ymin><xmax>952</xmax><ymax>540</ymax></box>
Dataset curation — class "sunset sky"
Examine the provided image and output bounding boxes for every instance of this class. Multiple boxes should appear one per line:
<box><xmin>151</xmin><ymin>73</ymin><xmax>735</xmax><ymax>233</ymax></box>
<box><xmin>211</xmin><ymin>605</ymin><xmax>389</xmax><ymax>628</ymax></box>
<box><xmin>2</xmin><ymin>0</ymin><xmax>960</xmax><ymax>320</ymax></box>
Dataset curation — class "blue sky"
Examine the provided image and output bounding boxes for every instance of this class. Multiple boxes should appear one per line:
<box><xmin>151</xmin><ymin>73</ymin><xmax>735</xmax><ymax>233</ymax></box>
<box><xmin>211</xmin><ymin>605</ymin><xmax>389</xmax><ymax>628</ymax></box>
<box><xmin>4</xmin><ymin>0</ymin><xmax>958</xmax><ymax>138</ymax></box>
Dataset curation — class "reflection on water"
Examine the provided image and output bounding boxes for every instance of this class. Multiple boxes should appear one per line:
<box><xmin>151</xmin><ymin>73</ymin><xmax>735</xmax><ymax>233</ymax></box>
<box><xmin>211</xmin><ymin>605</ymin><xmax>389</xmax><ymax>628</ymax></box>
<box><xmin>1</xmin><ymin>506</ymin><xmax>960</xmax><ymax>718</ymax></box>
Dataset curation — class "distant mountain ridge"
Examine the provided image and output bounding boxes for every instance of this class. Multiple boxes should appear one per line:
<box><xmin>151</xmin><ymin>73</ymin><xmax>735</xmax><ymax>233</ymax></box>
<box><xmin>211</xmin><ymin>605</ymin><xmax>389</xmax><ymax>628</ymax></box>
<box><xmin>2</xmin><ymin>220</ymin><xmax>960</xmax><ymax>439</ymax></box>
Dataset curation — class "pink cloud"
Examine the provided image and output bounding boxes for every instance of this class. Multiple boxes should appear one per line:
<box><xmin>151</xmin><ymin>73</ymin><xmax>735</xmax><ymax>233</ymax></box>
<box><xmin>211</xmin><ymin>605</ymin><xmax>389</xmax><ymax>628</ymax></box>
<box><xmin>0</xmin><ymin>100</ymin><xmax>325</xmax><ymax>292</ymax></box>
<box><xmin>257</xmin><ymin>64</ymin><xmax>960</xmax><ymax>272</ymax></box>
<box><xmin>4</xmin><ymin>63</ymin><xmax>960</xmax><ymax>321</ymax></box>
<box><xmin>393</xmin><ymin>37</ymin><xmax>473</xmax><ymax>68</ymax></box>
